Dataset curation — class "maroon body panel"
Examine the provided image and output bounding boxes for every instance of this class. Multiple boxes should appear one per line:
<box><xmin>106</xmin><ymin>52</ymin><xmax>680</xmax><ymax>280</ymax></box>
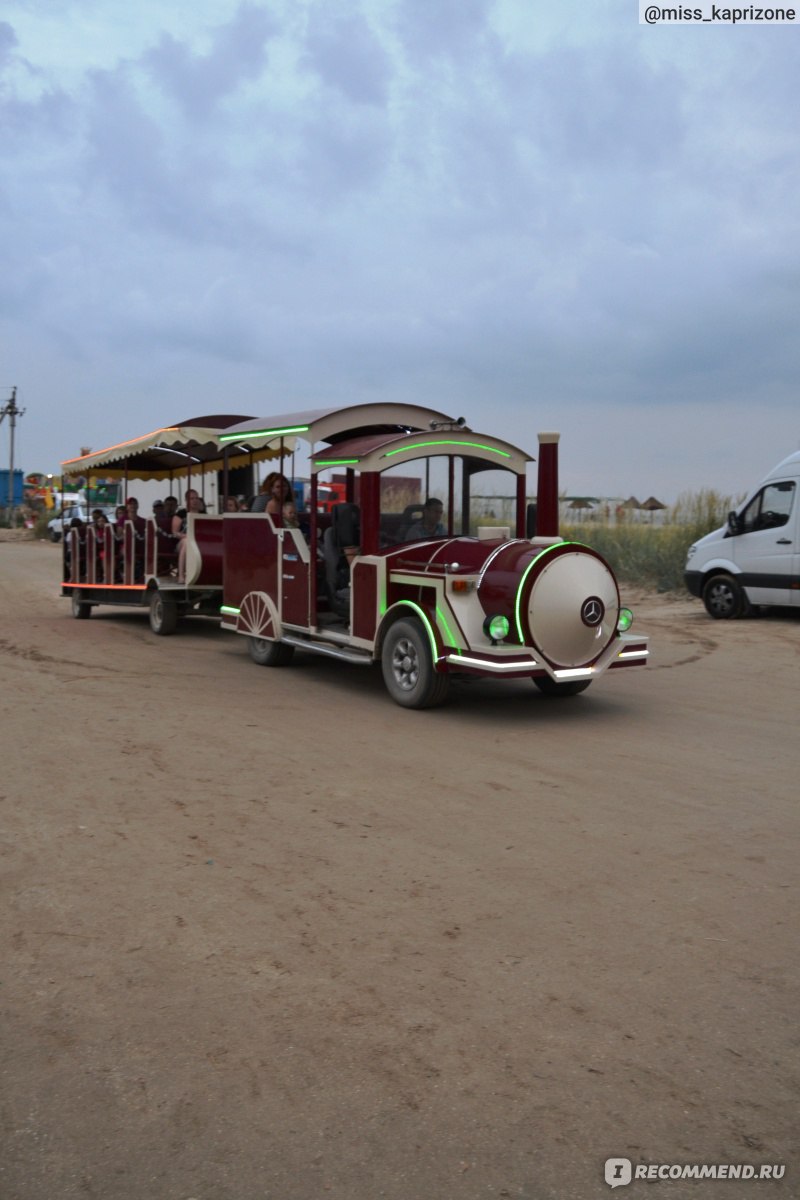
<box><xmin>352</xmin><ymin>562</ymin><xmax>378</xmax><ymax>639</ymax></box>
<box><xmin>223</xmin><ymin>516</ymin><xmax>280</xmax><ymax>610</ymax></box>
<box><xmin>192</xmin><ymin>517</ymin><xmax>224</xmax><ymax>586</ymax></box>
<box><xmin>281</xmin><ymin>534</ymin><xmax>310</xmax><ymax>626</ymax></box>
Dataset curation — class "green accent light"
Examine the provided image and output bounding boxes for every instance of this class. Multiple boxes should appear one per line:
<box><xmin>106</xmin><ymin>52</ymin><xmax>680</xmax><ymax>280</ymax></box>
<box><xmin>513</xmin><ymin>541</ymin><xmax>577</xmax><ymax>642</ymax></box>
<box><xmin>384</xmin><ymin>439</ymin><xmax>512</xmax><ymax>459</ymax></box>
<box><xmin>391</xmin><ymin>600</ymin><xmax>439</xmax><ymax>661</ymax></box>
<box><xmin>617</xmin><ymin>607</ymin><xmax>633</xmax><ymax>632</ymax></box>
<box><xmin>436</xmin><ymin>605</ymin><xmax>461</xmax><ymax>654</ymax></box>
<box><xmin>313</xmin><ymin>458</ymin><xmax>360</xmax><ymax>467</ymax></box>
<box><xmin>484</xmin><ymin>614</ymin><xmax>510</xmax><ymax>643</ymax></box>
<box><xmin>220</xmin><ymin>425</ymin><xmax>309</xmax><ymax>442</ymax></box>
<box><xmin>221</xmin><ymin>605</ymin><xmax>241</xmax><ymax>616</ymax></box>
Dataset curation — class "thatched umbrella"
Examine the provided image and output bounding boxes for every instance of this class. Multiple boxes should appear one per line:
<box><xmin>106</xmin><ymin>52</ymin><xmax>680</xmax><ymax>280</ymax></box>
<box><xmin>568</xmin><ymin>497</ymin><xmax>594</xmax><ymax>522</ymax></box>
<box><xmin>641</xmin><ymin>496</ymin><xmax>667</xmax><ymax>522</ymax></box>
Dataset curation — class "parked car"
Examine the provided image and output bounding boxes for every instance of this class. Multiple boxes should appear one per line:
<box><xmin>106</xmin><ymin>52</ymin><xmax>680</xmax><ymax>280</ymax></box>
<box><xmin>48</xmin><ymin>504</ymin><xmax>115</xmax><ymax>542</ymax></box>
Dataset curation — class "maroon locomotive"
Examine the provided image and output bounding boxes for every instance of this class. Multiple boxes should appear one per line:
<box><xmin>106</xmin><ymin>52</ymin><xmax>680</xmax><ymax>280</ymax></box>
<box><xmin>61</xmin><ymin>402</ymin><xmax>647</xmax><ymax>708</ymax></box>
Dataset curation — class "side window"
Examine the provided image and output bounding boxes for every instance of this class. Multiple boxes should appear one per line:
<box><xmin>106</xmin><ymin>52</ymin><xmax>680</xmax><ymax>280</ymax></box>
<box><xmin>740</xmin><ymin>482</ymin><xmax>795</xmax><ymax>533</ymax></box>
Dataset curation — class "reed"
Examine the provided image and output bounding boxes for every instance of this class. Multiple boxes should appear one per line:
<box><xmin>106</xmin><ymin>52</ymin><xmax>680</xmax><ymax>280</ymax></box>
<box><xmin>562</xmin><ymin>489</ymin><xmax>741</xmax><ymax>592</ymax></box>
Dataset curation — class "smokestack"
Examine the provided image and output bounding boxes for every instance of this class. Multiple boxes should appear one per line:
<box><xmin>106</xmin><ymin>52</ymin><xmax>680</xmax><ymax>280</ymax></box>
<box><xmin>537</xmin><ymin>432</ymin><xmax>560</xmax><ymax>537</ymax></box>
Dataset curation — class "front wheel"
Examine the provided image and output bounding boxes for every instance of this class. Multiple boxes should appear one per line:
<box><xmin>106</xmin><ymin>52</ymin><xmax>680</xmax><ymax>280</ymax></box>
<box><xmin>71</xmin><ymin>591</ymin><xmax>91</xmax><ymax>620</ymax></box>
<box><xmin>381</xmin><ymin>618</ymin><xmax>449</xmax><ymax>709</ymax></box>
<box><xmin>533</xmin><ymin>675</ymin><xmax>591</xmax><ymax>697</ymax></box>
<box><xmin>702</xmin><ymin>573</ymin><xmax>750</xmax><ymax>619</ymax></box>
<box><xmin>50</xmin><ymin>529</ymin><xmax>62</xmax><ymax>543</ymax></box>
<box><xmin>149</xmin><ymin>590</ymin><xmax>178</xmax><ymax>635</ymax></box>
<box><xmin>248</xmin><ymin>636</ymin><xmax>295</xmax><ymax>667</ymax></box>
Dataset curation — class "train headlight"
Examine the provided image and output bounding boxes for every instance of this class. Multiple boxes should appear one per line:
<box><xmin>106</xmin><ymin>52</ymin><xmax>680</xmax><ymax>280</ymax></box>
<box><xmin>617</xmin><ymin>607</ymin><xmax>633</xmax><ymax>633</ymax></box>
<box><xmin>484</xmin><ymin>614</ymin><xmax>510</xmax><ymax>644</ymax></box>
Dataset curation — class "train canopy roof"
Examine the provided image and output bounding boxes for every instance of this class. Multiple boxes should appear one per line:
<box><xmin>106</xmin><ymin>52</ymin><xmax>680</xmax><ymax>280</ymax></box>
<box><xmin>61</xmin><ymin>414</ymin><xmax>292</xmax><ymax>480</ymax></box>
<box><xmin>218</xmin><ymin>402</ymin><xmax>472</xmax><ymax>450</ymax></box>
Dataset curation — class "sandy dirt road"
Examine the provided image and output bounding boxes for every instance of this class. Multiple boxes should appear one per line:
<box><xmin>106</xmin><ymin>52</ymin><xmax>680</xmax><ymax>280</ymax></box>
<box><xmin>0</xmin><ymin>538</ymin><xmax>797</xmax><ymax>1200</ymax></box>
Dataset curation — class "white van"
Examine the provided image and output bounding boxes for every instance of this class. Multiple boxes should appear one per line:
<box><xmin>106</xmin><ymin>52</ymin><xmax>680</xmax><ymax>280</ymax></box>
<box><xmin>685</xmin><ymin>450</ymin><xmax>800</xmax><ymax>617</ymax></box>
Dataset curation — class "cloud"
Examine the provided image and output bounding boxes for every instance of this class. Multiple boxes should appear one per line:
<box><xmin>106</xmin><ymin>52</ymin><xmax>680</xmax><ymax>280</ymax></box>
<box><xmin>144</xmin><ymin>2</ymin><xmax>276</xmax><ymax>118</ymax></box>
<box><xmin>303</xmin><ymin>6</ymin><xmax>392</xmax><ymax>106</ymax></box>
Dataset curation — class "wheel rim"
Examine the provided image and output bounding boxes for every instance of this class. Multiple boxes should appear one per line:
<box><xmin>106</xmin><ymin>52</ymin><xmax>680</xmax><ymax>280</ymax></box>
<box><xmin>390</xmin><ymin>636</ymin><xmax>420</xmax><ymax>692</ymax></box>
<box><xmin>708</xmin><ymin>582</ymin><xmax>734</xmax><ymax>616</ymax></box>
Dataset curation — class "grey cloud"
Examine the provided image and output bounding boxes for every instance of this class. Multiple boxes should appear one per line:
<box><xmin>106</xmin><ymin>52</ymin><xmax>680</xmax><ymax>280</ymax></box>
<box><xmin>393</xmin><ymin>0</ymin><xmax>492</xmax><ymax>58</ymax></box>
<box><xmin>303</xmin><ymin>7</ymin><xmax>392</xmax><ymax>106</ymax></box>
<box><xmin>144</xmin><ymin>2</ymin><xmax>275</xmax><ymax>118</ymax></box>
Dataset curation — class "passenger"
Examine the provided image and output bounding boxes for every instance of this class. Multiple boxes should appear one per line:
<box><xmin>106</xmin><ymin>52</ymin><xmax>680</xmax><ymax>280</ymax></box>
<box><xmin>91</xmin><ymin>510</ymin><xmax>109</xmax><ymax>580</ymax></box>
<box><xmin>223</xmin><ymin>495</ymin><xmax>241</xmax><ymax>513</ymax></box>
<box><xmin>405</xmin><ymin>498</ymin><xmax>446</xmax><ymax>540</ymax></box>
<box><xmin>250</xmin><ymin>473</ymin><xmax>276</xmax><ymax>513</ymax></box>
<box><xmin>164</xmin><ymin>495</ymin><xmax>178</xmax><ymax>521</ymax></box>
<box><xmin>119</xmin><ymin>496</ymin><xmax>146</xmax><ymax>536</ymax></box>
<box><xmin>64</xmin><ymin>516</ymin><xmax>85</xmax><ymax>575</ymax></box>
<box><xmin>266</xmin><ymin>474</ymin><xmax>299</xmax><ymax>528</ymax></box>
<box><xmin>172</xmin><ymin>490</ymin><xmax>202</xmax><ymax>583</ymax></box>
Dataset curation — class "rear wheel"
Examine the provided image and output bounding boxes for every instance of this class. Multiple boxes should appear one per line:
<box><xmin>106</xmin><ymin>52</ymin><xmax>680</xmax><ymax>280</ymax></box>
<box><xmin>149</xmin><ymin>590</ymin><xmax>178</xmax><ymax>635</ymax></box>
<box><xmin>533</xmin><ymin>675</ymin><xmax>591</xmax><ymax>697</ymax></box>
<box><xmin>381</xmin><ymin>618</ymin><xmax>449</xmax><ymax>709</ymax></box>
<box><xmin>71</xmin><ymin>592</ymin><xmax>91</xmax><ymax>620</ymax></box>
<box><xmin>248</xmin><ymin>636</ymin><xmax>295</xmax><ymax>667</ymax></box>
<box><xmin>702</xmin><ymin>573</ymin><xmax>750</xmax><ymax>619</ymax></box>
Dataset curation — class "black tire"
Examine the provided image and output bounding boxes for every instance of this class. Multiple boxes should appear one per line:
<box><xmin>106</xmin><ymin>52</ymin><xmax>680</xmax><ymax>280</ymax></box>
<box><xmin>533</xmin><ymin>675</ymin><xmax>591</xmax><ymax>697</ymax></box>
<box><xmin>248</xmin><ymin>636</ymin><xmax>295</xmax><ymax>667</ymax></box>
<box><xmin>50</xmin><ymin>530</ymin><xmax>62</xmax><ymax>543</ymax></box>
<box><xmin>381</xmin><ymin>618</ymin><xmax>449</xmax><ymax>709</ymax></box>
<box><xmin>149</xmin><ymin>590</ymin><xmax>178</xmax><ymax>635</ymax></box>
<box><xmin>71</xmin><ymin>592</ymin><xmax>91</xmax><ymax>620</ymax></box>
<box><xmin>702</xmin><ymin>573</ymin><xmax>750</xmax><ymax>619</ymax></box>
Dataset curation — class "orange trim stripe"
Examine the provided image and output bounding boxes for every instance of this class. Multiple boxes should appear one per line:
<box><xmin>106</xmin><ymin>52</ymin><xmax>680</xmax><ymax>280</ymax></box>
<box><xmin>61</xmin><ymin>427</ymin><xmax>179</xmax><ymax>465</ymax></box>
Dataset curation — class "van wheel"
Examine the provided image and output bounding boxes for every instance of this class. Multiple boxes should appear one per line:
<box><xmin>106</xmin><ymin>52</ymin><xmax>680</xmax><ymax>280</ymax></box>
<box><xmin>702</xmin><ymin>574</ymin><xmax>750</xmax><ymax>619</ymax></box>
<box><xmin>71</xmin><ymin>592</ymin><xmax>91</xmax><ymax>620</ymax></box>
<box><xmin>381</xmin><ymin>619</ymin><xmax>449</xmax><ymax>709</ymax></box>
<box><xmin>248</xmin><ymin>637</ymin><xmax>295</xmax><ymax>667</ymax></box>
<box><xmin>533</xmin><ymin>676</ymin><xmax>591</xmax><ymax>696</ymax></box>
<box><xmin>149</xmin><ymin>590</ymin><xmax>178</xmax><ymax>635</ymax></box>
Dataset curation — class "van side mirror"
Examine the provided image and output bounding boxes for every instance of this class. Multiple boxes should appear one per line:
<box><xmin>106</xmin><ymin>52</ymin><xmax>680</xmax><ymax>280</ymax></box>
<box><xmin>727</xmin><ymin>510</ymin><xmax>741</xmax><ymax>536</ymax></box>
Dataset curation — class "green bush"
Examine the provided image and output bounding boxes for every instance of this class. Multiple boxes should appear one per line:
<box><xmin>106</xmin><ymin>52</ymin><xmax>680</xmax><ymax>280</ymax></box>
<box><xmin>562</xmin><ymin>489</ymin><xmax>740</xmax><ymax>592</ymax></box>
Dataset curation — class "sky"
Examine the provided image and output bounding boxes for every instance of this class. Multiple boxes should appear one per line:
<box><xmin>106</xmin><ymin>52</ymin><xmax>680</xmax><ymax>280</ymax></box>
<box><xmin>1</xmin><ymin>0</ymin><xmax>799</xmax><ymax>503</ymax></box>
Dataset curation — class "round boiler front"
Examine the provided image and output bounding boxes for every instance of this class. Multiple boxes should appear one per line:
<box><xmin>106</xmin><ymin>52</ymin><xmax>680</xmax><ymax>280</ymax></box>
<box><xmin>524</xmin><ymin>549</ymin><xmax>619</xmax><ymax>667</ymax></box>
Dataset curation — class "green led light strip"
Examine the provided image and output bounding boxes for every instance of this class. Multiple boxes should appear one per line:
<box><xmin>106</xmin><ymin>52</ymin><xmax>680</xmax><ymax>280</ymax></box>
<box><xmin>221</xmin><ymin>605</ymin><xmax>241</xmax><ymax>616</ymax></box>
<box><xmin>391</xmin><ymin>601</ymin><xmax>440</xmax><ymax>661</ymax></box>
<box><xmin>514</xmin><ymin>542</ymin><xmax>576</xmax><ymax>642</ymax></box>
<box><xmin>384</xmin><ymin>439</ymin><xmax>511</xmax><ymax>459</ymax></box>
<box><xmin>436</xmin><ymin>605</ymin><xmax>461</xmax><ymax>655</ymax></box>
<box><xmin>313</xmin><ymin>458</ymin><xmax>360</xmax><ymax>467</ymax></box>
<box><xmin>220</xmin><ymin>425</ymin><xmax>309</xmax><ymax>442</ymax></box>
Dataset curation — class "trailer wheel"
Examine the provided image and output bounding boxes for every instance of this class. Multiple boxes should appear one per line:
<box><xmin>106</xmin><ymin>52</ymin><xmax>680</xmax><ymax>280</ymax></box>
<box><xmin>248</xmin><ymin>636</ymin><xmax>295</xmax><ymax>667</ymax></box>
<box><xmin>702</xmin><ymin>573</ymin><xmax>750</xmax><ymax>619</ymax></box>
<box><xmin>149</xmin><ymin>590</ymin><xmax>178</xmax><ymax>636</ymax></box>
<box><xmin>71</xmin><ymin>592</ymin><xmax>91</xmax><ymax>620</ymax></box>
<box><xmin>381</xmin><ymin>619</ymin><xmax>449</xmax><ymax>709</ymax></box>
<box><xmin>533</xmin><ymin>675</ymin><xmax>591</xmax><ymax>697</ymax></box>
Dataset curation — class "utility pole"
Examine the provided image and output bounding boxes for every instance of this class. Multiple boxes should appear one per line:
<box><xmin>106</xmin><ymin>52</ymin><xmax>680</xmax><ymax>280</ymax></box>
<box><xmin>0</xmin><ymin>387</ymin><xmax>25</xmax><ymax>510</ymax></box>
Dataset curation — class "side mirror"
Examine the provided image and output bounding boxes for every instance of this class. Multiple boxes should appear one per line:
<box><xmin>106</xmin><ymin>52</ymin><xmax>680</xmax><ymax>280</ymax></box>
<box><xmin>727</xmin><ymin>510</ymin><xmax>741</xmax><ymax>536</ymax></box>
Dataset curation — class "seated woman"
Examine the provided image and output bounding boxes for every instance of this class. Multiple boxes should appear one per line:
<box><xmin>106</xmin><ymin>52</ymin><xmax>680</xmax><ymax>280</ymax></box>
<box><xmin>266</xmin><ymin>473</ymin><xmax>299</xmax><ymax>528</ymax></box>
<box><xmin>172</xmin><ymin>490</ymin><xmax>203</xmax><ymax>583</ymax></box>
